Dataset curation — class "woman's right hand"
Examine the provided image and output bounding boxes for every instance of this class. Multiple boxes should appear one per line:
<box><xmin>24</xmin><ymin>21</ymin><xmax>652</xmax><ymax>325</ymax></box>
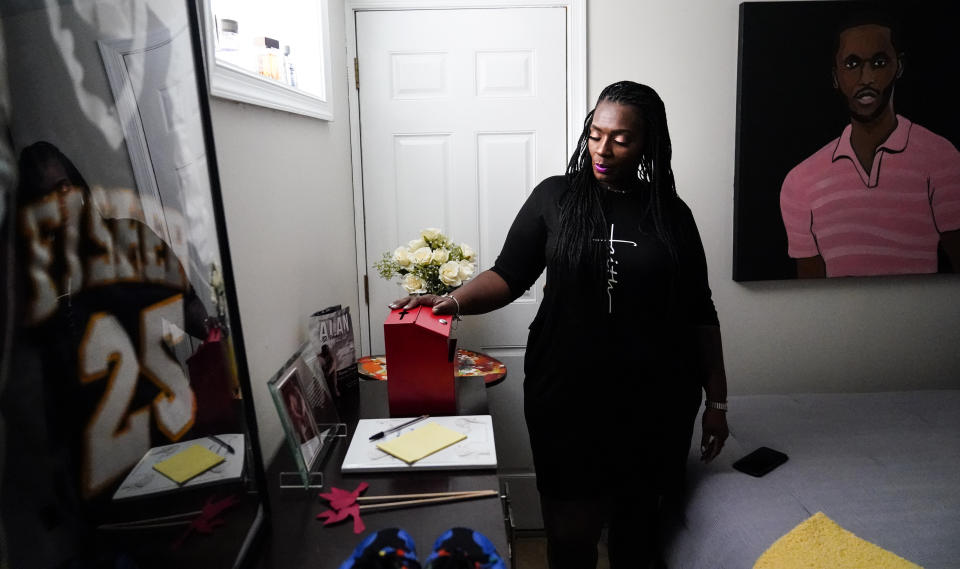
<box><xmin>389</xmin><ymin>294</ymin><xmax>458</xmax><ymax>315</ymax></box>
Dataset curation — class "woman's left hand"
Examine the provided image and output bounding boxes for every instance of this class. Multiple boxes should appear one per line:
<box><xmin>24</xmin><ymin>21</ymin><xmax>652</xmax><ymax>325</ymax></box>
<box><xmin>700</xmin><ymin>408</ymin><xmax>729</xmax><ymax>462</ymax></box>
<box><xmin>388</xmin><ymin>294</ymin><xmax>458</xmax><ymax>315</ymax></box>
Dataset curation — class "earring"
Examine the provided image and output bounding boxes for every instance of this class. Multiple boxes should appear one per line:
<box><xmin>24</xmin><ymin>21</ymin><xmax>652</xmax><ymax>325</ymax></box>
<box><xmin>637</xmin><ymin>162</ymin><xmax>650</xmax><ymax>182</ymax></box>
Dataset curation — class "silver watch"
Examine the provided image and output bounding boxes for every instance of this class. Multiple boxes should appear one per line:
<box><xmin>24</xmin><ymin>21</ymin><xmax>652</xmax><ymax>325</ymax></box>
<box><xmin>705</xmin><ymin>400</ymin><xmax>728</xmax><ymax>412</ymax></box>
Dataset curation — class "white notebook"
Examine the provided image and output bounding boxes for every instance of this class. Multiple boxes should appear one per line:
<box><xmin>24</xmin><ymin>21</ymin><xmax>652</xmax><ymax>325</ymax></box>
<box><xmin>113</xmin><ymin>434</ymin><xmax>245</xmax><ymax>500</ymax></box>
<box><xmin>342</xmin><ymin>415</ymin><xmax>496</xmax><ymax>473</ymax></box>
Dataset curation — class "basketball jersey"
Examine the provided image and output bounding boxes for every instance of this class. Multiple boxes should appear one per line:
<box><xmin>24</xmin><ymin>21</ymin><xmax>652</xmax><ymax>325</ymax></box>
<box><xmin>3</xmin><ymin>184</ymin><xmax>200</xmax><ymax>568</ymax></box>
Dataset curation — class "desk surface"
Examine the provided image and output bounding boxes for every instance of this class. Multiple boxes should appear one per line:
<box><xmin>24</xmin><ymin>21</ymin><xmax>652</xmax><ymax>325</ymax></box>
<box><xmin>253</xmin><ymin>379</ymin><xmax>508</xmax><ymax>569</ymax></box>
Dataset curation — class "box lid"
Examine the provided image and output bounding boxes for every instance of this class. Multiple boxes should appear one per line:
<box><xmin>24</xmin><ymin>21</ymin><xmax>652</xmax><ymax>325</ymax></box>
<box><xmin>384</xmin><ymin>306</ymin><xmax>451</xmax><ymax>338</ymax></box>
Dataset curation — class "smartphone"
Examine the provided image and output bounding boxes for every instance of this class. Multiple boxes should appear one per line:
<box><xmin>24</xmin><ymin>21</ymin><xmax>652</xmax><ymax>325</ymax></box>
<box><xmin>732</xmin><ymin>446</ymin><xmax>789</xmax><ymax>477</ymax></box>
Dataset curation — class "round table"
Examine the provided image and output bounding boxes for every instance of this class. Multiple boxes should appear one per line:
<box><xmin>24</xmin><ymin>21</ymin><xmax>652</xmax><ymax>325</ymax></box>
<box><xmin>356</xmin><ymin>349</ymin><xmax>507</xmax><ymax>387</ymax></box>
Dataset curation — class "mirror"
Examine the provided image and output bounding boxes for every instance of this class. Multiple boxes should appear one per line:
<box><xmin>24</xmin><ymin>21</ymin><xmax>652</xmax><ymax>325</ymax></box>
<box><xmin>0</xmin><ymin>1</ymin><xmax>268</xmax><ymax>567</ymax></box>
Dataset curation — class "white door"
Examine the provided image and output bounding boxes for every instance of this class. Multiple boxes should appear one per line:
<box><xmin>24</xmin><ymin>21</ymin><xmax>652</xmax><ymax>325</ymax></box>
<box><xmin>356</xmin><ymin>7</ymin><xmax>567</xmax><ymax>355</ymax></box>
<box><xmin>100</xmin><ymin>26</ymin><xmax>218</xmax><ymax>310</ymax></box>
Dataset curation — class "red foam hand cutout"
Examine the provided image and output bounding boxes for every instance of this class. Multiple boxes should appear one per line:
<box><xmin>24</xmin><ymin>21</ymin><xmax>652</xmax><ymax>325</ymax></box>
<box><xmin>318</xmin><ymin>481</ymin><xmax>369</xmax><ymax>510</ymax></box>
<box><xmin>317</xmin><ymin>482</ymin><xmax>368</xmax><ymax>534</ymax></box>
<box><xmin>171</xmin><ymin>494</ymin><xmax>240</xmax><ymax>549</ymax></box>
<box><xmin>316</xmin><ymin>503</ymin><xmax>365</xmax><ymax>534</ymax></box>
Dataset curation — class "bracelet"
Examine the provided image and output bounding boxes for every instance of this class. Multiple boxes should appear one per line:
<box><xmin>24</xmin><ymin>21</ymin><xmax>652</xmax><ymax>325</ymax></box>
<box><xmin>442</xmin><ymin>293</ymin><xmax>462</xmax><ymax>320</ymax></box>
<box><xmin>705</xmin><ymin>400</ymin><xmax>728</xmax><ymax>412</ymax></box>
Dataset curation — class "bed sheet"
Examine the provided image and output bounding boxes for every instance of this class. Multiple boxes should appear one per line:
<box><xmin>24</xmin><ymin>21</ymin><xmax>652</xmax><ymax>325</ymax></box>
<box><xmin>663</xmin><ymin>390</ymin><xmax>960</xmax><ymax>569</ymax></box>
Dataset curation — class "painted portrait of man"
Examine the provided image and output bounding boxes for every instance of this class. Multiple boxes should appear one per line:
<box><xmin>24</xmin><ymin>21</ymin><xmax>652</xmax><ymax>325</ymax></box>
<box><xmin>733</xmin><ymin>2</ymin><xmax>960</xmax><ymax>281</ymax></box>
<box><xmin>779</xmin><ymin>13</ymin><xmax>960</xmax><ymax>278</ymax></box>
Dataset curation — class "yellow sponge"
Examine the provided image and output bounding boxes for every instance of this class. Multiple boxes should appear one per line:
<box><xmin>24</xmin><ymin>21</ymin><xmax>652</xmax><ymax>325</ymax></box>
<box><xmin>754</xmin><ymin>512</ymin><xmax>922</xmax><ymax>569</ymax></box>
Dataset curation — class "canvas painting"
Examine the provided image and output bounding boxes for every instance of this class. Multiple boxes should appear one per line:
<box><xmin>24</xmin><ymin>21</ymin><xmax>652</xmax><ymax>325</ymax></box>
<box><xmin>733</xmin><ymin>1</ymin><xmax>960</xmax><ymax>281</ymax></box>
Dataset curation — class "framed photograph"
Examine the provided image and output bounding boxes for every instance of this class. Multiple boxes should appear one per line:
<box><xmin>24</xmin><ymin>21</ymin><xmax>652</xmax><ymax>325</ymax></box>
<box><xmin>268</xmin><ymin>357</ymin><xmax>324</xmax><ymax>485</ymax></box>
<box><xmin>294</xmin><ymin>340</ymin><xmax>342</xmax><ymax>427</ymax></box>
<box><xmin>733</xmin><ymin>1</ymin><xmax>960</xmax><ymax>281</ymax></box>
<box><xmin>1</xmin><ymin>1</ymin><xmax>268</xmax><ymax>567</ymax></box>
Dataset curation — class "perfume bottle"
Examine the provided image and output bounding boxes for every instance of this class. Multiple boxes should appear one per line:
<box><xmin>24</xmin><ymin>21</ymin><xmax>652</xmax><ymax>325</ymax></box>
<box><xmin>283</xmin><ymin>45</ymin><xmax>297</xmax><ymax>88</ymax></box>
<box><xmin>216</xmin><ymin>18</ymin><xmax>242</xmax><ymax>66</ymax></box>
<box><xmin>255</xmin><ymin>37</ymin><xmax>281</xmax><ymax>81</ymax></box>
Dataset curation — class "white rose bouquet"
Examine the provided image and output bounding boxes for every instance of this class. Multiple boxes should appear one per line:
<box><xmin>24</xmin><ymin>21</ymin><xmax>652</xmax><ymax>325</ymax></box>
<box><xmin>374</xmin><ymin>228</ymin><xmax>477</xmax><ymax>295</ymax></box>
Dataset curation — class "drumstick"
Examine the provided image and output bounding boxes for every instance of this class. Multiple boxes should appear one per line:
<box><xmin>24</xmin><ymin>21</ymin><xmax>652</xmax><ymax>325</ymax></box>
<box><xmin>357</xmin><ymin>490</ymin><xmax>498</xmax><ymax>511</ymax></box>
<box><xmin>355</xmin><ymin>489</ymin><xmax>496</xmax><ymax>502</ymax></box>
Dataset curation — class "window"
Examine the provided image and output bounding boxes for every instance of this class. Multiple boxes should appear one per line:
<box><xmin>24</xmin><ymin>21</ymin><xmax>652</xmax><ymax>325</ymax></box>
<box><xmin>202</xmin><ymin>0</ymin><xmax>334</xmax><ymax>119</ymax></box>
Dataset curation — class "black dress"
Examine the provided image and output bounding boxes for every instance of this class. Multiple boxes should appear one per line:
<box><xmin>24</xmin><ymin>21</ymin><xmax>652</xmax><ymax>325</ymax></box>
<box><xmin>490</xmin><ymin>176</ymin><xmax>719</xmax><ymax>498</ymax></box>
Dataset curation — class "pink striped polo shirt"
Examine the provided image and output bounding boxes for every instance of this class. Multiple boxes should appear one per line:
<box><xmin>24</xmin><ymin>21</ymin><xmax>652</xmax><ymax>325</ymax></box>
<box><xmin>780</xmin><ymin>115</ymin><xmax>960</xmax><ymax>277</ymax></box>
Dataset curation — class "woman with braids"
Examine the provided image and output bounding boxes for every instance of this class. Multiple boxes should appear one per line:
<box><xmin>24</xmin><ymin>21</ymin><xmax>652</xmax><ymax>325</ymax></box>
<box><xmin>392</xmin><ymin>81</ymin><xmax>729</xmax><ymax>569</ymax></box>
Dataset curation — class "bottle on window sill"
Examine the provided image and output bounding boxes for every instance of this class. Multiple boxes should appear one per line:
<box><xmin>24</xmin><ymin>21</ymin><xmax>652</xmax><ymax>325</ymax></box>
<box><xmin>255</xmin><ymin>36</ymin><xmax>282</xmax><ymax>81</ymax></box>
<box><xmin>283</xmin><ymin>45</ymin><xmax>297</xmax><ymax>88</ymax></box>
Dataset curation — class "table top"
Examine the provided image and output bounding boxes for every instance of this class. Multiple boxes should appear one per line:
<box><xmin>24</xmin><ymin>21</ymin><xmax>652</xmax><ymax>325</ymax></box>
<box><xmin>253</xmin><ymin>379</ymin><xmax>508</xmax><ymax>569</ymax></box>
<box><xmin>357</xmin><ymin>349</ymin><xmax>507</xmax><ymax>387</ymax></box>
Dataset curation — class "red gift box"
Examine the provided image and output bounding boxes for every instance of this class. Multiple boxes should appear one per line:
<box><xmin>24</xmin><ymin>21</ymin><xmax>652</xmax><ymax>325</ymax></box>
<box><xmin>384</xmin><ymin>306</ymin><xmax>457</xmax><ymax>416</ymax></box>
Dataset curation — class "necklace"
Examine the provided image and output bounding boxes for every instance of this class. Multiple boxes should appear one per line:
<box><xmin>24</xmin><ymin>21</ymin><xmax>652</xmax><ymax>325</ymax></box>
<box><xmin>605</xmin><ymin>185</ymin><xmax>630</xmax><ymax>194</ymax></box>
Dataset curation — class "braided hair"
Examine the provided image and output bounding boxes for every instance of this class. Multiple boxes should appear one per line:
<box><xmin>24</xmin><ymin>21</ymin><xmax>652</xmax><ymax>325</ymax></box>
<box><xmin>552</xmin><ymin>81</ymin><xmax>680</xmax><ymax>289</ymax></box>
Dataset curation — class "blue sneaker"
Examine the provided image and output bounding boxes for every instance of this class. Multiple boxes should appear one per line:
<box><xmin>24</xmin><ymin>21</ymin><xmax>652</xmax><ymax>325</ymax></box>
<box><xmin>423</xmin><ymin>527</ymin><xmax>506</xmax><ymax>569</ymax></box>
<box><xmin>338</xmin><ymin>528</ymin><xmax>421</xmax><ymax>569</ymax></box>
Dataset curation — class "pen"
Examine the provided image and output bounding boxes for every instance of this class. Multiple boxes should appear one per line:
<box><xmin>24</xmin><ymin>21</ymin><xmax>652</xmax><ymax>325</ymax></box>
<box><xmin>369</xmin><ymin>415</ymin><xmax>429</xmax><ymax>441</ymax></box>
<box><xmin>208</xmin><ymin>434</ymin><xmax>235</xmax><ymax>454</ymax></box>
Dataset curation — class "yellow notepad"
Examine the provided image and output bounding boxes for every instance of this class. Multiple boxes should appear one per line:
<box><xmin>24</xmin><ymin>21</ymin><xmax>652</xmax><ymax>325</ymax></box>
<box><xmin>376</xmin><ymin>422</ymin><xmax>467</xmax><ymax>464</ymax></box>
<box><xmin>152</xmin><ymin>444</ymin><xmax>225</xmax><ymax>484</ymax></box>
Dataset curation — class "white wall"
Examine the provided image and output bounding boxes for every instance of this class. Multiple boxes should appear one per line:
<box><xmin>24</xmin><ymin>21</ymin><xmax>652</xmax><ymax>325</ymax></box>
<box><xmin>588</xmin><ymin>0</ymin><xmax>960</xmax><ymax>394</ymax></box>
<box><xmin>210</xmin><ymin>0</ymin><xmax>359</xmax><ymax>459</ymax></box>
